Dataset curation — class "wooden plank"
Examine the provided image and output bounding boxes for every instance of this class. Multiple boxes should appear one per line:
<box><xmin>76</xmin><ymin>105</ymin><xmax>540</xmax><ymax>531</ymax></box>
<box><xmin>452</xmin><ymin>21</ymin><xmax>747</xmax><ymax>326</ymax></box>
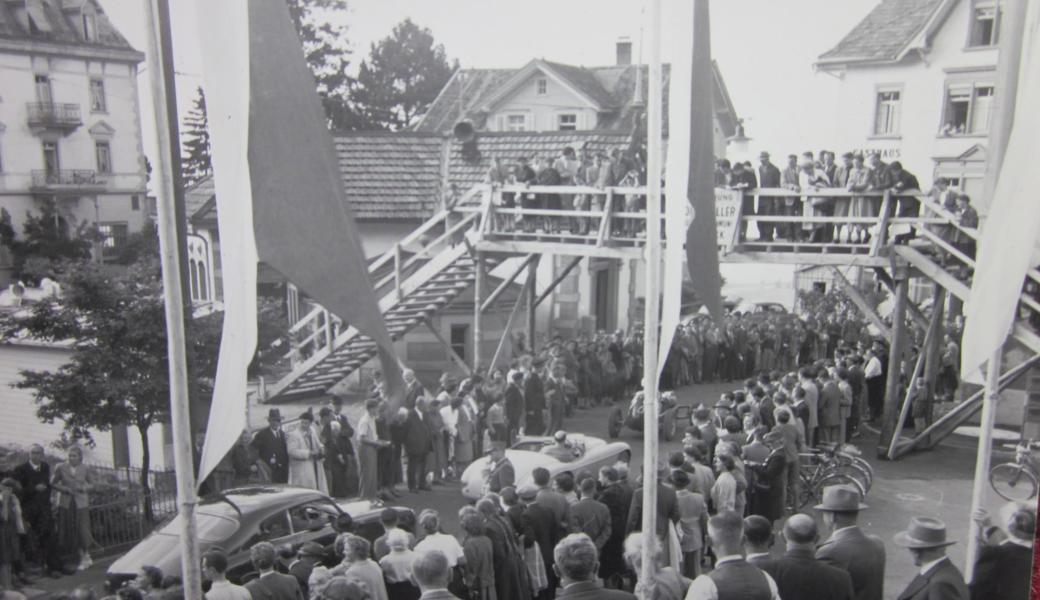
<box><xmin>878</xmin><ymin>276</ymin><xmax>908</xmax><ymax>456</ymax></box>
<box><xmin>830</xmin><ymin>266</ymin><xmax>892</xmax><ymax>340</ymax></box>
<box><xmin>423</xmin><ymin>319</ymin><xmax>473</xmax><ymax>376</ymax></box>
<box><xmin>873</xmin><ymin>267</ymin><xmax>929</xmax><ymax>330</ymax></box>
<box><xmin>476</xmin><ymin>239</ymin><xmax>640</xmax><ymax>260</ymax></box>
<box><xmin>486</xmin><ymin>273</ymin><xmax>533</xmax><ymax>376</ymax></box>
<box><xmin>893</xmin><ymin>246</ymin><xmax>970</xmax><ymax>300</ymax></box>
<box><xmin>480</xmin><ymin>254</ymin><xmax>537</xmax><ymax>313</ymax></box>
<box><xmin>535</xmin><ymin>257</ymin><xmax>584</xmax><ymax>309</ymax></box>
<box><xmin>887</xmin><ymin>292</ymin><xmax>944</xmax><ymax>459</ymax></box>
<box><xmin>870</xmin><ymin>190</ymin><xmax>893</xmax><ymax>254</ymax></box>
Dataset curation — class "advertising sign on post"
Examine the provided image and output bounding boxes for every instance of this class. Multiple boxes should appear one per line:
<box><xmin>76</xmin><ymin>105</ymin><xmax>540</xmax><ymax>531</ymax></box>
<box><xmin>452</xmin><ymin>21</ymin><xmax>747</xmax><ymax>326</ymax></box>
<box><xmin>715</xmin><ymin>188</ymin><xmax>743</xmax><ymax>253</ymax></box>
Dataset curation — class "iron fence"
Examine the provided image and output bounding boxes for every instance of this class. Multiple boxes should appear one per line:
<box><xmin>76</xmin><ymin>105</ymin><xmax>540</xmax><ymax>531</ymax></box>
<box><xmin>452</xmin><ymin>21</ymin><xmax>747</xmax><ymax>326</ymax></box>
<box><xmin>85</xmin><ymin>464</ymin><xmax>178</xmax><ymax>555</ymax></box>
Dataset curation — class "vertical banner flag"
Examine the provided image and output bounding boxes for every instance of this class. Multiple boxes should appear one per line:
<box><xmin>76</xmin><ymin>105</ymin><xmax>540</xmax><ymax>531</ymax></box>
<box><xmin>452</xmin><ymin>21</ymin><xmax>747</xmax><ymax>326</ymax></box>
<box><xmin>195</xmin><ymin>0</ymin><xmax>257</xmax><ymax>485</ymax></box>
<box><xmin>961</xmin><ymin>1</ymin><xmax>1040</xmax><ymax>384</ymax></box>
<box><xmin>247</xmin><ymin>0</ymin><xmax>405</xmax><ymax>402</ymax></box>
<box><xmin>685</xmin><ymin>0</ymin><xmax>725</xmax><ymax>324</ymax></box>
<box><xmin>658</xmin><ymin>1</ymin><xmax>695</xmax><ymax>384</ymax></box>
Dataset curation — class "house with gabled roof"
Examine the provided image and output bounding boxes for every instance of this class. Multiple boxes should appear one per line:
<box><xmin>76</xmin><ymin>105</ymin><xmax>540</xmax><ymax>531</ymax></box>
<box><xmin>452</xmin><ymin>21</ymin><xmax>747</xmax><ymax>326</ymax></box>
<box><xmin>815</xmin><ymin>0</ymin><xmax>1002</xmax><ymax>212</ymax></box>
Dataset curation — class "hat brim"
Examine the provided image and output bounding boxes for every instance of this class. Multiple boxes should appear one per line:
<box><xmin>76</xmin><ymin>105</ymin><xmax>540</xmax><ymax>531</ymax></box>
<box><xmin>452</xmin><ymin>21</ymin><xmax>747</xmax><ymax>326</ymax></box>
<box><xmin>893</xmin><ymin>532</ymin><xmax>957</xmax><ymax>549</ymax></box>
<box><xmin>814</xmin><ymin>501</ymin><xmax>868</xmax><ymax>512</ymax></box>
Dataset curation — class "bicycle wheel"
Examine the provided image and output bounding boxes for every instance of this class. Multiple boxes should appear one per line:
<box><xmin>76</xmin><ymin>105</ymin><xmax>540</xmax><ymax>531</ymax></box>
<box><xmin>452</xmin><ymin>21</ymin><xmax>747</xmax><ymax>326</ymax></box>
<box><xmin>990</xmin><ymin>463</ymin><xmax>1039</xmax><ymax>502</ymax></box>
<box><xmin>823</xmin><ymin>463</ymin><xmax>872</xmax><ymax>494</ymax></box>
<box><xmin>836</xmin><ymin>453</ymin><xmax>874</xmax><ymax>488</ymax></box>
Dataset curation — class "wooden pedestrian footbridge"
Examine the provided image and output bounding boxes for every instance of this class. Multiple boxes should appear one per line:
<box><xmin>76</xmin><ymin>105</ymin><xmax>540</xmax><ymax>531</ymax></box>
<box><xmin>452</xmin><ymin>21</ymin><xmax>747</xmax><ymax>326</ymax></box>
<box><xmin>263</xmin><ymin>182</ymin><xmax>1040</xmax><ymax>458</ymax></box>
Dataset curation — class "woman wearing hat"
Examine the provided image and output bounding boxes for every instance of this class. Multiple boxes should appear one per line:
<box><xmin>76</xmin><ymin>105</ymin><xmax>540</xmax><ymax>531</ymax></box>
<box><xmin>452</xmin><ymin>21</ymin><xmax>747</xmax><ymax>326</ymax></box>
<box><xmin>892</xmin><ymin>516</ymin><xmax>968</xmax><ymax>600</ymax></box>
<box><xmin>0</xmin><ymin>478</ymin><xmax>26</xmax><ymax>591</ymax></box>
<box><xmin>51</xmin><ymin>446</ymin><xmax>96</xmax><ymax>571</ymax></box>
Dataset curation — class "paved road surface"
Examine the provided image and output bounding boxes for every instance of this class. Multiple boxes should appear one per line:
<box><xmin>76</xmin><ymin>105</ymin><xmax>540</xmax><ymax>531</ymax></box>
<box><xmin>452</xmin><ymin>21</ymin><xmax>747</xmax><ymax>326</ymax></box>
<box><xmin>26</xmin><ymin>380</ymin><xmax>1015</xmax><ymax>598</ymax></box>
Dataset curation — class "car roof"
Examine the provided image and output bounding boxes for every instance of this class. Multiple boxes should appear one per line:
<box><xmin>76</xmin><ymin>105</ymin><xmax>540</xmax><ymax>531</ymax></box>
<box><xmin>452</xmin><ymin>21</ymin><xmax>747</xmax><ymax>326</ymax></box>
<box><xmin>204</xmin><ymin>485</ymin><xmax>334</xmax><ymax>515</ymax></box>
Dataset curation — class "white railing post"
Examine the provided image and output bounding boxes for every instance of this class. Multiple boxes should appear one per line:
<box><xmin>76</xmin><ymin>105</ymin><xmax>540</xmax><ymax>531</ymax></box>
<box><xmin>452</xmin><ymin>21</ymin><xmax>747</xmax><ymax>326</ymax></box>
<box><xmin>394</xmin><ymin>243</ymin><xmax>403</xmax><ymax>297</ymax></box>
<box><xmin>323</xmin><ymin>309</ymin><xmax>333</xmax><ymax>351</ymax></box>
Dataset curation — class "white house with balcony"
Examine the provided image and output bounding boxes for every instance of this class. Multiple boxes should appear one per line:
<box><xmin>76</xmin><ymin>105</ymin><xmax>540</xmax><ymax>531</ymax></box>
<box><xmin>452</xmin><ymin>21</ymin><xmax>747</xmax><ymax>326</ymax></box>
<box><xmin>0</xmin><ymin>0</ymin><xmax>149</xmax><ymax>286</ymax></box>
<box><xmin>815</xmin><ymin>0</ymin><xmax>1002</xmax><ymax>213</ymax></box>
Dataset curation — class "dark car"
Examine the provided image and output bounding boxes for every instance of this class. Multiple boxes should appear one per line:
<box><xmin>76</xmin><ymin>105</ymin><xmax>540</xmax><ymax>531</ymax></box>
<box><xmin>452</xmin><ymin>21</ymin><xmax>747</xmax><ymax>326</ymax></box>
<box><xmin>106</xmin><ymin>485</ymin><xmax>413</xmax><ymax>591</ymax></box>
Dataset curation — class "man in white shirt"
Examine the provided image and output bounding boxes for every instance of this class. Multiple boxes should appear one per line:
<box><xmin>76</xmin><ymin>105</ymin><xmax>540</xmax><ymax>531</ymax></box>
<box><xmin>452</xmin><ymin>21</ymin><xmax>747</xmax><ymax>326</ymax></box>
<box><xmin>202</xmin><ymin>549</ymin><xmax>251</xmax><ymax>600</ymax></box>
<box><xmin>863</xmin><ymin>349</ymin><xmax>885</xmax><ymax>423</ymax></box>
<box><xmin>799</xmin><ymin>368</ymin><xmax>819</xmax><ymax>447</ymax></box>
<box><xmin>413</xmin><ymin>510</ymin><xmax>465</xmax><ymax>568</ymax></box>
<box><xmin>684</xmin><ymin>511</ymin><xmax>780</xmax><ymax>600</ymax></box>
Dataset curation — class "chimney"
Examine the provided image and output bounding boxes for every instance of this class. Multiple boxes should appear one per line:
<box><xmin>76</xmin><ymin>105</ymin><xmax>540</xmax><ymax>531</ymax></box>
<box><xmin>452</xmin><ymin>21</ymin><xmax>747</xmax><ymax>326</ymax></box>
<box><xmin>616</xmin><ymin>37</ymin><xmax>632</xmax><ymax>66</ymax></box>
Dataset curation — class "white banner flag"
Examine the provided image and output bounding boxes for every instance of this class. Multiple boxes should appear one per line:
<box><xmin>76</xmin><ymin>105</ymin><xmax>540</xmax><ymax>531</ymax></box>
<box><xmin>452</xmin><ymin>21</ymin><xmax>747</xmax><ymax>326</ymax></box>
<box><xmin>195</xmin><ymin>0</ymin><xmax>259</xmax><ymax>485</ymax></box>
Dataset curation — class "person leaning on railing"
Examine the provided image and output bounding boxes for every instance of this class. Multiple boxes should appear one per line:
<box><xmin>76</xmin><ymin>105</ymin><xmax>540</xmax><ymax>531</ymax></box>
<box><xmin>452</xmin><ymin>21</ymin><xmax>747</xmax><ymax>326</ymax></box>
<box><xmin>845</xmin><ymin>153</ymin><xmax>874</xmax><ymax>244</ymax></box>
<box><xmin>883</xmin><ymin>161</ymin><xmax>921</xmax><ymax>245</ymax></box>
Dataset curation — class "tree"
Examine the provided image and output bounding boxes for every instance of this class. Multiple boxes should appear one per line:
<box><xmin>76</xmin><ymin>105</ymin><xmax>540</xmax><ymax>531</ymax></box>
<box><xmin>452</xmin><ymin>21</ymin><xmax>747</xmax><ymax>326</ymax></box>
<box><xmin>286</xmin><ymin>0</ymin><xmax>367</xmax><ymax>130</ymax></box>
<box><xmin>0</xmin><ymin>252</ymin><xmax>223</xmax><ymax>521</ymax></box>
<box><xmin>352</xmin><ymin>19</ymin><xmax>456</xmax><ymax>130</ymax></box>
<box><xmin>181</xmin><ymin>86</ymin><xmax>212</xmax><ymax>188</ymax></box>
<box><xmin>3</xmin><ymin>203</ymin><xmax>94</xmax><ymax>285</ymax></box>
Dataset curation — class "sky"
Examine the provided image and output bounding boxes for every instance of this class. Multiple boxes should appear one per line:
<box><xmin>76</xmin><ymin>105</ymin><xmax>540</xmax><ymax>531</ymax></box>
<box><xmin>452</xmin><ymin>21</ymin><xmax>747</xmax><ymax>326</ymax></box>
<box><xmin>98</xmin><ymin>0</ymin><xmax>880</xmax><ymax>292</ymax></box>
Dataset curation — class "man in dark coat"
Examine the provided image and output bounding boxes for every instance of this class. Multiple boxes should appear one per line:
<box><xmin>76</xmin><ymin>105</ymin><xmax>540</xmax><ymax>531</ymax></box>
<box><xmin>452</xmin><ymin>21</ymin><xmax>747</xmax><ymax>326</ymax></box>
<box><xmin>568</xmin><ymin>478</ymin><xmax>611</xmax><ymax>551</ymax></box>
<box><xmin>486</xmin><ymin>443</ymin><xmax>515</xmax><ymax>494</ymax></box>
<box><xmin>245</xmin><ymin>542</ymin><xmax>304</xmax><ymax>600</ymax></box>
<box><xmin>523</xmin><ymin>360</ymin><xmax>546</xmax><ymax>435</ymax></box>
<box><xmin>477</xmin><ymin>498</ymin><xmax>530</xmax><ymax>600</ymax></box>
<box><xmin>595</xmin><ymin>466</ymin><xmax>630</xmax><ymax>583</ymax></box>
<box><xmin>816</xmin><ymin>485</ymin><xmax>886</xmax><ymax>600</ymax></box>
<box><xmin>287</xmin><ymin>542</ymin><xmax>324</xmax><ymax>598</ymax></box>
<box><xmin>252</xmin><ymin>409</ymin><xmax>289</xmax><ymax>483</ymax></box>
<box><xmin>757</xmin><ymin>514</ymin><xmax>854</xmax><ymax>600</ymax></box>
<box><xmin>403</xmin><ymin>368</ymin><xmax>425</xmax><ymax>410</ymax></box>
<box><xmin>403</xmin><ymin>399</ymin><xmax>433</xmax><ymax>491</ymax></box>
<box><xmin>730</xmin><ymin>161</ymin><xmax>759</xmax><ymax>242</ymax></box>
<box><xmin>818</xmin><ymin>370</ymin><xmax>843</xmax><ymax>444</ymax></box>
<box><xmin>329</xmin><ymin>396</ymin><xmax>359</xmax><ymax>497</ymax></box>
<box><xmin>14</xmin><ymin>444</ymin><xmax>61</xmax><ymax>576</ymax></box>
<box><xmin>757</xmin><ymin>152</ymin><xmax>781</xmax><ymax>241</ymax></box>
<box><xmin>519</xmin><ymin>484</ymin><xmax>562</xmax><ymax>600</ymax></box>
<box><xmin>625</xmin><ymin>467</ymin><xmax>679</xmax><ymax>540</ymax></box>
<box><xmin>970</xmin><ymin>503</ymin><xmax>1034</xmax><ymax>600</ymax></box>
<box><xmin>892</xmin><ymin>517</ymin><xmax>968</xmax><ymax>600</ymax></box>
<box><xmin>554</xmin><ymin>533</ymin><xmax>636</xmax><ymax>600</ymax></box>
<box><xmin>504</xmin><ymin>372</ymin><xmax>525</xmax><ymax>445</ymax></box>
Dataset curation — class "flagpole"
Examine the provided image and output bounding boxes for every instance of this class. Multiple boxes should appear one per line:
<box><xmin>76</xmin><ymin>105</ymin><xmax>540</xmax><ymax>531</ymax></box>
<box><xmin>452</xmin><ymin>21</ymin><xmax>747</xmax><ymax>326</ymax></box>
<box><xmin>963</xmin><ymin>0</ymin><xmax>1027</xmax><ymax>580</ymax></box>
<box><xmin>640</xmin><ymin>0</ymin><xmax>663</xmax><ymax>594</ymax></box>
<box><xmin>144</xmin><ymin>1</ymin><xmax>202</xmax><ymax>597</ymax></box>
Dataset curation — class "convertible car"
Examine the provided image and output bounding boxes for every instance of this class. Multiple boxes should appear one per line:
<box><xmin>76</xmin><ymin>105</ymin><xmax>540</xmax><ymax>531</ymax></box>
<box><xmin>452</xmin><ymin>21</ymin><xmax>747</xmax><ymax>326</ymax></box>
<box><xmin>106</xmin><ymin>485</ymin><xmax>413</xmax><ymax>591</ymax></box>
<box><xmin>607</xmin><ymin>391</ymin><xmax>692</xmax><ymax>441</ymax></box>
<box><xmin>461</xmin><ymin>434</ymin><xmax>631</xmax><ymax>500</ymax></box>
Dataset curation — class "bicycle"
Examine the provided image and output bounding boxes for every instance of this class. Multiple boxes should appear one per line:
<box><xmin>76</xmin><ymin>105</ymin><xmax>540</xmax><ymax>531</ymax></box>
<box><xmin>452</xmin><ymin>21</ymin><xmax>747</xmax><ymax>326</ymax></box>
<box><xmin>793</xmin><ymin>446</ymin><xmax>869</xmax><ymax>510</ymax></box>
<box><xmin>989</xmin><ymin>439</ymin><xmax>1039</xmax><ymax>502</ymax></box>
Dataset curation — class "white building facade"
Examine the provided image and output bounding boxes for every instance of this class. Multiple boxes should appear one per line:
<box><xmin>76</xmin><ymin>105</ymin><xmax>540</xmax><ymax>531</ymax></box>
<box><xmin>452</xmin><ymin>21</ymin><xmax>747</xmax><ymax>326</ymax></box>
<box><xmin>815</xmin><ymin>0</ymin><xmax>1001</xmax><ymax>213</ymax></box>
<box><xmin>0</xmin><ymin>0</ymin><xmax>148</xmax><ymax>286</ymax></box>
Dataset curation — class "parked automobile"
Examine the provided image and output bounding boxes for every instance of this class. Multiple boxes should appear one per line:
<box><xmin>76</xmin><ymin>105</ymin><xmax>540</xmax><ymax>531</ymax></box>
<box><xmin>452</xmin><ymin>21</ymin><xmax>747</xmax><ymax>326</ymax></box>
<box><xmin>608</xmin><ymin>391</ymin><xmax>692</xmax><ymax>441</ymax></box>
<box><xmin>106</xmin><ymin>485</ymin><xmax>413</xmax><ymax>591</ymax></box>
<box><xmin>460</xmin><ymin>434</ymin><xmax>630</xmax><ymax>501</ymax></box>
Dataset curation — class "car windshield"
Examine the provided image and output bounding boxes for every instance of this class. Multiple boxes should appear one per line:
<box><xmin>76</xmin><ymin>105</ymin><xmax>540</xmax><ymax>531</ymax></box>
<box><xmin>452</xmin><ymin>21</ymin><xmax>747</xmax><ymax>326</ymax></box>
<box><xmin>158</xmin><ymin>512</ymin><xmax>238</xmax><ymax>542</ymax></box>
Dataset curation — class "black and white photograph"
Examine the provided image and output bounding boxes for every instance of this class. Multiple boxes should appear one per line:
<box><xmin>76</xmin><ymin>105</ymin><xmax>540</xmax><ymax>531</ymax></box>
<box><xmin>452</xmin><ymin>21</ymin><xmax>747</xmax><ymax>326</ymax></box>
<box><xmin>0</xmin><ymin>0</ymin><xmax>1038</xmax><ymax>598</ymax></box>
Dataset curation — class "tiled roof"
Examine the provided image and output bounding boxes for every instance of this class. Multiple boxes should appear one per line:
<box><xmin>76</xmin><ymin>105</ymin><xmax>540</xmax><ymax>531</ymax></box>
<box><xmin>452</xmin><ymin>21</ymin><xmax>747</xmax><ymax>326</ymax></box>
<box><xmin>185</xmin><ymin>176</ymin><xmax>215</xmax><ymax>221</ymax></box>
<box><xmin>445</xmin><ymin>131</ymin><xmax>633</xmax><ymax>192</ymax></box>
<box><xmin>334</xmin><ymin>133</ymin><xmax>445</xmax><ymax>221</ymax></box>
<box><xmin>818</xmin><ymin>0</ymin><xmax>947</xmax><ymax>64</ymax></box>
<box><xmin>0</xmin><ymin>0</ymin><xmax>141</xmax><ymax>57</ymax></box>
<box><xmin>415</xmin><ymin>61</ymin><xmax>739</xmax><ymax>139</ymax></box>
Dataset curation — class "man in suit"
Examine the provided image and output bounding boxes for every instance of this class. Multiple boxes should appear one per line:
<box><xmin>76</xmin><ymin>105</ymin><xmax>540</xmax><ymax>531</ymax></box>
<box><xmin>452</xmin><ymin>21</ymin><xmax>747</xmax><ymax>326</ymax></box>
<box><xmin>692</xmin><ymin>406</ymin><xmax>718</xmax><ymax>465</ymax></box>
<box><xmin>244</xmin><ymin>542</ymin><xmax>304</xmax><ymax>600</ymax></box>
<box><xmin>815</xmin><ymin>485</ymin><xmax>886</xmax><ymax>600</ymax></box>
<box><xmin>625</xmin><ymin>465</ymin><xmax>679</xmax><ymax>540</ymax></box>
<box><xmin>523</xmin><ymin>356</ymin><xmax>547</xmax><ymax>435</ymax></box>
<box><xmin>780</xmin><ymin>153</ymin><xmax>801</xmax><ymax>240</ymax></box>
<box><xmin>287</xmin><ymin>542</ymin><xmax>323</xmax><ymax>598</ymax></box>
<box><xmin>554</xmin><ymin>533</ymin><xmax>635</xmax><ymax>600</ymax></box>
<box><xmin>404</xmin><ymin>368</ymin><xmax>425</xmax><ymax>410</ymax></box>
<box><xmin>595</xmin><ymin>466</ymin><xmax>630</xmax><ymax>583</ymax></box>
<box><xmin>14</xmin><ymin>444</ymin><xmax>62</xmax><ymax>577</ymax></box>
<box><xmin>730</xmin><ymin>161</ymin><xmax>759</xmax><ymax>242</ymax></box>
<box><xmin>757</xmin><ymin>151</ymin><xmax>781</xmax><ymax>242</ymax></box>
<box><xmin>252</xmin><ymin>409</ymin><xmax>289</xmax><ymax>484</ymax></box>
<box><xmin>504</xmin><ymin>371</ymin><xmax>525</xmax><ymax>444</ymax></box>
<box><xmin>533</xmin><ymin>467</ymin><xmax>569</xmax><ymax>528</ymax></box>
<box><xmin>758</xmin><ymin>514</ymin><xmax>854</xmax><ymax>600</ymax></box>
<box><xmin>520</xmin><ymin>484</ymin><xmax>562</xmax><ymax>600</ymax></box>
<box><xmin>485</xmin><ymin>442</ymin><xmax>514</xmax><ymax>494</ymax></box>
<box><xmin>544</xmin><ymin>362</ymin><xmax>567</xmax><ymax>434</ymax></box>
<box><xmin>568</xmin><ymin>478</ymin><xmax>611</xmax><ymax>551</ymax></box>
<box><xmin>404</xmin><ymin>398</ymin><xmax>433</xmax><ymax>491</ymax></box>
<box><xmin>413</xmin><ymin>548</ymin><xmax>463</xmax><ymax>599</ymax></box>
<box><xmin>817</xmin><ymin>369</ymin><xmax>843</xmax><ymax>444</ymax></box>
<box><xmin>893</xmin><ymin>517</ymin><xmax>968</xmax><ymax>600</ymax></box>
<box><xmin>970</xmin><ymin>502</ymin><xmax>1034</xmax><ymax>600</ymax></box>
<box><xmin>742</xmin><ymin>515</ymin><xmax>775</xmax><ymax>566</ymax></box>
<box><xmin>329</xmin><ymin>396</ymin><xmax>359</xmax><ymax>497</ymax></box>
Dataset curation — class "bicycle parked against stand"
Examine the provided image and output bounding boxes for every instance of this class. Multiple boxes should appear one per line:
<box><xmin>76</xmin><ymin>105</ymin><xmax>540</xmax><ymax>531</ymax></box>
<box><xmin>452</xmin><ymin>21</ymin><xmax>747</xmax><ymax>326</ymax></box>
<box><xmin>989</xmin><ymin>439</ymin><xmax>1039</xmax><ymax>502</ymax></box>
<box><xmin>793</xmin><ymin>442</ymin><xmax>874</xmax><ymax>510</ymax></box>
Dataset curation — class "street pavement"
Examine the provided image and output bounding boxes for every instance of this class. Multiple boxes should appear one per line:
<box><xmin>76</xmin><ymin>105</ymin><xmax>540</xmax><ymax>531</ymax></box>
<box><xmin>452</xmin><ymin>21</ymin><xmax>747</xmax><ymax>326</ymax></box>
<box><xmin>26</xmin><ymin>380</ymin><xmax>1023</xmax><ymax>599</ymax></box>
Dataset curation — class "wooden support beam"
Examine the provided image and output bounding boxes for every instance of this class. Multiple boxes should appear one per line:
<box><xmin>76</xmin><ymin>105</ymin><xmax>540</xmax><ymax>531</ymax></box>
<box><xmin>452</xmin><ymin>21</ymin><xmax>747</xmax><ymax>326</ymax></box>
<box><xmin>477</xmin><ymin>239</ymin><xmax>639</xmax><ymax>260</ymax></box>
<box><xmin>527</xmin><ymin>257</ymin><xmax>539</xmax><ymax>354</ymax></box>
<box><xmin>870</xmin><ymin>190</ymin><xmax>893</xmax><ymax>253</ymax></box>
<box><xmin>887</xmin><ymin>288</ymin><xmax>944</xmax><ymax>459</ymax></box>
<box><xmin>423</xmin><ymin>319</ymin><xmax>472</xmax><ymax>376</ymax></box>
<box><xmin>874</xmin><ymin>267</ymin><xmax>929</xmax><ymax>330</ymax></box>
<box><xmin>893</xmin><ymin>246</ymin><xmax>970</xmax><ymax>300</ymax></box>
<box><xmin>878</xmin><ymin>276</ymin><xmax>908</xmax><ymax>457</ymax></box>
<box><xmin>892</xmin><ymin>353</ymin><xmax>1040</xmax><ymax>458</ymax></box>
<box><xmin>597</xmin><ymin>189</ymin><xmax>615</xmax><ymax>247</ymax></box>
<box><xmin>486</xmin><ymin>272</ymin><xmax>533</xmax><ymax>376</ymax></box>
<box><xmin>480</xmin><ymin>254</ymin><xmax>536</xmax><ymax>313</ymax></box>
<box><xmin>473</xmin><ymin>251</ymin><xmax>484</xmax><ymax>373</ymax></box>
<box><xmin>535</xmin><ymin>257</ymin><xmax>584</xmax><ymax>309</ymax></box>
<box><xmin>830</xmin><ymin>266</ymin><xmax>892</xmax><ymax>340</ymax></box>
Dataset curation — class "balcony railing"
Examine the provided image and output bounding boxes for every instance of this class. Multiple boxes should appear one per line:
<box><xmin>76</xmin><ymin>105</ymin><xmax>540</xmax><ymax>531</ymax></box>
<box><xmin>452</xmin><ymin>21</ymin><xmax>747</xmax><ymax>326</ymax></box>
<box><xmin>26</xmin><ymin>102</ymin><xmax>82</xmax><ymax>130</ymax></box>
<box><xmin>31</xmin><ymin>169</ymin><xmax>107</xmax><ymax>190</ymax></box>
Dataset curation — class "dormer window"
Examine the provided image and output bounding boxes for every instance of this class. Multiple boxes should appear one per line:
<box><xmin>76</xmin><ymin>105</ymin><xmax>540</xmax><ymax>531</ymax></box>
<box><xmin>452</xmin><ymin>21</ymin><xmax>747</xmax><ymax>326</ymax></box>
<box><xmin>536</xmin><ymin>78</ymin><xmax>547</xmax><ymax>95</ymax></box>
<box><xmin>968</xmin><ymin>1</ymin><xmax>1001</xmax><ymax>47</ymax></box>
<box><xmin>82</xmin><ymin>12</ymin><xmax>97</xmax><ymax>42</ymax></box>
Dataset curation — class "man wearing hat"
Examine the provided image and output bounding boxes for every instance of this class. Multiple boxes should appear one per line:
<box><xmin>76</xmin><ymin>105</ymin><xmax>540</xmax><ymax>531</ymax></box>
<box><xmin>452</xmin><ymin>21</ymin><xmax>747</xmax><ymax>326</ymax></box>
<box><xmin>969</xmin><ymin>503</ymin><xmax>1033</xmax><ymax>600</ymax></box>
<box><xmin>288</xmin><ymin>542</ymin><xmax>324</xmax><ymax>597</ymax></box>
<box><xmin>893</xmin><ymin>516</ymin><xmax>967</xmax><ymax>600</ymax></box>
<box><xmin>815</xmin><ymin>485</ymin><xmax>885</xmax><ymax>600</ymax></box>
<box><xmin>288</xmin><ymin>410</ymin><xmax>328</xmax><ymax>494</ymax></box>
<box><xmin>757</xmin><ymin>151</ymin><xmax>781</xmax><ymax>242</ymax></box>
<box><xmin>541</xmin><ymin>431</ymin><xmax>577</xmax><ymax>463</ymax></box>
<box><xmin>251</xmin><ymin>408</ymin><xmax>289</xmax><ymax>484</ymax></box>
<box><xmin>485</xmin><ymin>442</ymin><xmax>514</xmax><ymax>494</ymax></box>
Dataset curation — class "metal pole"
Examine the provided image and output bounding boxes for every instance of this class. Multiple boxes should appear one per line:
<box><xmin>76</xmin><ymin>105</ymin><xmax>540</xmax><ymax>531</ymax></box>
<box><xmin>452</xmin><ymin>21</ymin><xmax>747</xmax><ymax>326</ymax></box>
<box><xmin>143</xmin><ymin>2</ymin><xmax>201</xmax><ymax>597</ymax></box>
<box><xmin>965</xmin><ymin>350</ymin><xmax>1002</xmax><ymax>581</ymax></box>
<box><xmin>640</xmin><ymin>0</ymin><xmax>663</xmax><ymax>594</ymax></box>
<box><xmin>473</xmin><ymin>250</ymin><xmax>484</xmax><ymax>372</ymax></box>
<box><xmin>526</xmin><ymin>257</ymin><xmax>538</xmax><ymax>354</ymax></box>
<box><xmin>878</xmin><ymin>275</ymin><xmax>908</xmax><ymax>456</ymax></box>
